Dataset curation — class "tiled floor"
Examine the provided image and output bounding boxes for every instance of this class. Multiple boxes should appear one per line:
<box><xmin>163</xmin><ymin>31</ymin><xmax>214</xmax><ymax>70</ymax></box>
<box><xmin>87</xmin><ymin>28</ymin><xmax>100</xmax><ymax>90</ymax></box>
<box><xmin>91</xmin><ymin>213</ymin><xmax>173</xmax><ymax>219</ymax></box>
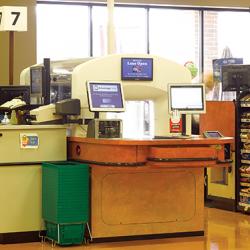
<box><xmin>0</xmin><ymin>208</ymin><xmax>249</xmax><ymax>250</ymax></box>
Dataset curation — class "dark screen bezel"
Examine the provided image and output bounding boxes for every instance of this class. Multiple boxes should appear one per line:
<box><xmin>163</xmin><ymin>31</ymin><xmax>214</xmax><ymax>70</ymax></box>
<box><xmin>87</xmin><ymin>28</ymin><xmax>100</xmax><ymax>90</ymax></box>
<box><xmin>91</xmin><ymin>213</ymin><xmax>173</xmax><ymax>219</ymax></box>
<box><xmin>30</xmin><ymin>66</ymin><xmax>45</xmax><ymax>96</ymax></box>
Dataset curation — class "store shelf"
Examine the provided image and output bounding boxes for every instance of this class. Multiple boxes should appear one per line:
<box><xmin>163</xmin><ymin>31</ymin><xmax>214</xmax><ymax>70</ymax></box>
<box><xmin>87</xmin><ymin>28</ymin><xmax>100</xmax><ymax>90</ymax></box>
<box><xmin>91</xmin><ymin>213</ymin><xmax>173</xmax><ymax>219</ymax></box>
<box><xmin>239</xmin><ymin>202</ymin><xmax>250</xmax><ymax>210</ymax></box>
<box><xmin>241</xmin><ymin>129</ymin><xmax>250</xmax><ymax>133</ymax></box>
<box><xmin>241</xmin><ymin>119</ymin><xmax>250</xmax><ymax>123</ymax></box>
<box><xmin>241</xmin><ymin>149</ymin><xmax>250</xmax><ymax>154</ymax></box>
<box><xmin>241</xmin><ymin>139</ymin><xmax>250</xmax><ymax>143</ymax></box>
<box><xmin>240</xmin><ymin>192</ymin><xmax>250</xmax><ymax>197</ymax></box>
<box><xmin>240</xmin><ymin>102</ymin><xmax>250</xmax><ymax>107</ymax></box>
<box><xmin>241</xmin><ymin>160</ymin><xmax>250</xmax><ymax>164</ymax></box>
<box><xmin>237</xmin><ymin>92</ymin><xmax>250</xmax><ymax>213</ymax></box>
<box><xmin>240</xmin><ymin>182</ymin><xmax>250</xmax><ymax>187</ymax></box>
<box><xmin>241</xmin><ymin>173</ymin><xmax>250</xmax><ymax>177</ymax></box>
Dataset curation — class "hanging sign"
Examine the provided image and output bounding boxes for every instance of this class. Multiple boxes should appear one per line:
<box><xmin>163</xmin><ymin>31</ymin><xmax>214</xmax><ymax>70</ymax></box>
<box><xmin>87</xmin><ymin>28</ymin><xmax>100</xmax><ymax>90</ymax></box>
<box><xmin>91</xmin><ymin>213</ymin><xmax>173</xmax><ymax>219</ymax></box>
<box><xmin>0</xmin><ymin>6</ymin><xmax>27</xmax><ymax>31</ymax></box>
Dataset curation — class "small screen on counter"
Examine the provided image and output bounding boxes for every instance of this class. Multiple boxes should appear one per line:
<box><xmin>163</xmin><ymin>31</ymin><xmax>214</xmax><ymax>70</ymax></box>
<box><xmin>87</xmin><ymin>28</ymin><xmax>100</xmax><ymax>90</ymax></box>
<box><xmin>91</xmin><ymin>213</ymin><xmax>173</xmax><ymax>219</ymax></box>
<box><xmin>203</xmin><ymin>131</ymin><xmax>223</xmax><ymax>138</ymax></box>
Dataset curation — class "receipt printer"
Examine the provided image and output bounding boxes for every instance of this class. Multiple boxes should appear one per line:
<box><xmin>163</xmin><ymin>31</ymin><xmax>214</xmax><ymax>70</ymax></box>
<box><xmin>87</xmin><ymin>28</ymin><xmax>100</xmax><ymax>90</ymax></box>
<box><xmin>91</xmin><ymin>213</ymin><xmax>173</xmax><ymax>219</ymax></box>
<box><xmin>87</xmin><ymin>119</ymin><xmax>123</xmax><ymax>139</ymax></box>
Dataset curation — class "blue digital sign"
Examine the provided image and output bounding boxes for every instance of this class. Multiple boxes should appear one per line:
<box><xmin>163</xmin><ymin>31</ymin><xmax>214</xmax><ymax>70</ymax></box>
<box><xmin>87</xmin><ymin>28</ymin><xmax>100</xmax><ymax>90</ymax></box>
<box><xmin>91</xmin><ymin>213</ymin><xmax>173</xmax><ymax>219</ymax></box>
<box><xmin>121</xmin><ymin>58</ymin><xmax>153</xmax><ymax>81</ymax></box>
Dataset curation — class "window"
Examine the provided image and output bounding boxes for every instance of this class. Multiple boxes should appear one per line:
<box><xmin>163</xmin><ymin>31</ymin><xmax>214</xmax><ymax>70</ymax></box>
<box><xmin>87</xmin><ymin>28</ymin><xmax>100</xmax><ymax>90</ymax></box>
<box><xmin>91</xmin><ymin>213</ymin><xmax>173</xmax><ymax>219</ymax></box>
<box><xmin>203</xmin><ymin>11</ymin><xmax>250</xmax><ymax>100</ymax></box>
<box><xmin>36</xmin><ymin>2</ymin><xmax>250</xmax><ymax>101</ymax></box>
<box><xmin>114</xmin><ymin>7</ymin><xmax>147</xmax><ymax>54</ymax></box>
<box><xmin>92</xmin><ymin>6</ymin><xmax>107</xmax><ymax>56</ymax></box>
<box><xmin>204</xmin><ymin>11</ymin><xmax>250</xmax><ymax>73</ymax></box>
<box><xmin>149</xmin><ymin>8</ymin><xmax>201</xmax><ymax>82</ymax></box>
<box><xmin>93</xmin><ymin>6</ymin><xmax>147</xmax><ymax>55</ymax></box>
<box><xmin>36</xmin><ymin>4</ymin><xmax>89</xmax><ymax>63</ymax></box>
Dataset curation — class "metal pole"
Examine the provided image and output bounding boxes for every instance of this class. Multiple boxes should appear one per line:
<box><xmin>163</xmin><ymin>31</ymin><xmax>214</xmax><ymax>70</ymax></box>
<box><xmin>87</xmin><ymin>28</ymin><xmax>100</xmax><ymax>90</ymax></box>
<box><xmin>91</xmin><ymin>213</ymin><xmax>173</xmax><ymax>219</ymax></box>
<box><xmin>9</xmin><ymin>31</ymin><xmax>14</xmax><ymax>85</ymax></box>
<box><xmin>107</xmin><ymin>0</ymin><xmax>115</xmax><ymax>54</ymax></box>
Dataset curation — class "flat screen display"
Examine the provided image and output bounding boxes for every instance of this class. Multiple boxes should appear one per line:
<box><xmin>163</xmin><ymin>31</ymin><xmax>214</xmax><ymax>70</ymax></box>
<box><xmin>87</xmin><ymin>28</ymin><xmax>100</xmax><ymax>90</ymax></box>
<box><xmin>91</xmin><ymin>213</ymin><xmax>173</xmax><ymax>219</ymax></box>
<box><xmin>121</xmin><ymin>58</ymin><xmax>153</xmax><ymax>81</ymax></box>
<box><xmin>86</xmin><ymin>81</ymin><xmax>125</xmax><ymax>112</ymax></box>
<box><xmin>203</xmin><ymin>131</ymin><xmax>223</xmax><ymax>138</ymax></box>
<box><xmin>0</xmin><ymin>86</ymin><xmax>30</xmax><ymax>105</ymax></box>
<box><xmin>30</xmin><ymin>66</ymin><xmax>44</xmax><ymax>95</ymax></box>
<box><xmin>222</xmin><ymin>64</ymin><xmax>250</xmax><ymax>92</ymax></box>
<box><xmin>168</xmin><ymin>84</ymin><xmax>206</xmax><ymax>114</ymax></box>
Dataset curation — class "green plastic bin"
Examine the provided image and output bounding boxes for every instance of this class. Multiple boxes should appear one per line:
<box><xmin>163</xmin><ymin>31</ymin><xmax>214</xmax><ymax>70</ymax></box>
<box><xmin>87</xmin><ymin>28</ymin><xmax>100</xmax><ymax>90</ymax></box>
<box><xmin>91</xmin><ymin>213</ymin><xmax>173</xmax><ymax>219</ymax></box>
<box><xmin>42</xmin><ymin>161</ymin><xmax>89</xmax><ymax>224</ymax></box>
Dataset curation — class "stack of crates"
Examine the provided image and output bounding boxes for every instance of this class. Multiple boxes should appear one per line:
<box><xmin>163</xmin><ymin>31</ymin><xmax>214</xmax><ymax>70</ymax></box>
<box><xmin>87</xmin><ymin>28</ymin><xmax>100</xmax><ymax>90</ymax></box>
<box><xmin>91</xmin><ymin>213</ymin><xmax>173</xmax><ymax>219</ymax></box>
<box><xmin>42</xmin><ymin>161</ymin><xmax>89</xmax><ymax>245</ymax></box>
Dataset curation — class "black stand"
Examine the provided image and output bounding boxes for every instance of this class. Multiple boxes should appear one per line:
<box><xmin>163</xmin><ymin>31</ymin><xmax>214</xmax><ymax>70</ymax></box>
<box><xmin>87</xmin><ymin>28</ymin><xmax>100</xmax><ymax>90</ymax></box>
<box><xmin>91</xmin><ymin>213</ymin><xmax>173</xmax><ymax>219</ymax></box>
<box><xmin>43</xmin><ymin>58</ymin><xmax>51</xmax><ymax>105</ymax></box>
<box><xmin>94</xmin><ymin>111</ymin><xmax>99</xmax><ymax>119</ymax></box>
<box><xmin>181</xmin><ymin>114</ymin><xmax>186</xmax><ymax>136</ymax></box>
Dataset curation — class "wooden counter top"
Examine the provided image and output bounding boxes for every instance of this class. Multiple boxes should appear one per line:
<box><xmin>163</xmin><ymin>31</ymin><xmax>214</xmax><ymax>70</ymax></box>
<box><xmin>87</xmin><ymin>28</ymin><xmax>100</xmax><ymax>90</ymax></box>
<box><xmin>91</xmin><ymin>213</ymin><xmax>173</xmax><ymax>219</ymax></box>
<box><xmin>68</xmin><ymin>136</ymin><xmax>234</xmax><ymax>168</ymax></box>
<box><xmin>68</xmin><ymin>136</ymin><xmax>234</xmax><ymax>146</ymax></box>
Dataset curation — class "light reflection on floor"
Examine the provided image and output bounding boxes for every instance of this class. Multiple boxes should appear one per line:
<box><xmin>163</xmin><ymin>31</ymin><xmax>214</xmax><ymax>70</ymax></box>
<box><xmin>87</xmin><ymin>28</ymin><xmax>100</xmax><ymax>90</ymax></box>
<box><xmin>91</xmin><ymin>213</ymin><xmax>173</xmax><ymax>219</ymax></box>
<box><xmin>0</xmin><ymin>208</ymin><xmax>249</xmax><ymax>250</ymax></box>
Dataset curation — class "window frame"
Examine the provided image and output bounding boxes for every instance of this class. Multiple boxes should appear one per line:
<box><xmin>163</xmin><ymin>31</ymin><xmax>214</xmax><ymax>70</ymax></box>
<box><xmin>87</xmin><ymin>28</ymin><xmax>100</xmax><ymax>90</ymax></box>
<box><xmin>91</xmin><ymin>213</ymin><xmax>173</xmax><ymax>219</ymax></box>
<box><xmin>37</xmin><ymin>1</ymin><xmax>250</xmax><ymax>82</ymax></box>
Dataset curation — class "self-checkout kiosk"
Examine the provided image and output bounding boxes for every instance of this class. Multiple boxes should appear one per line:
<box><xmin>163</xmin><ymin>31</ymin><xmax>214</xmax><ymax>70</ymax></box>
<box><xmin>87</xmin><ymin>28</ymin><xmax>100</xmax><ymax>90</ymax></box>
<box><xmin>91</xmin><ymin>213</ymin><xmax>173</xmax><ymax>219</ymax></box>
<box><xmin>64</xmin><ymin>55</ymin><xmax>232</xmax><ymax>240</ymax></box>
<box><xmin>15</xmin><ymin>54</ymin><xmax>234</xmax><ymax>243</ymax></box>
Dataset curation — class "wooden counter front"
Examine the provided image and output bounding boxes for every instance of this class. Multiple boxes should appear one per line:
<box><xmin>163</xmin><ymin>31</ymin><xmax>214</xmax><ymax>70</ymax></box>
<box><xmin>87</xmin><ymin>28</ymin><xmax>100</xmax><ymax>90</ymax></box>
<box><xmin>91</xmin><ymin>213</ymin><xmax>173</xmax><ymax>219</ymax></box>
<box><xmin>67</xmin><ymin>136</ymin><xmax>233</xmax><ymax>240</ymax></box>
<box><xmin>90</xmin><ymin>165</ymin><xmax>204</xmax><ymax>239</ymax></box>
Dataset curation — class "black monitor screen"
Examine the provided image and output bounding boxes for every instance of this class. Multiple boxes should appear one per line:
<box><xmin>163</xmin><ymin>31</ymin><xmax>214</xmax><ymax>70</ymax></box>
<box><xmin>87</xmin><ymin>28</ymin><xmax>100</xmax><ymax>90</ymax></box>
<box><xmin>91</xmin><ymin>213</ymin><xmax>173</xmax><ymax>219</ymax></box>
<box><xmin>0</xmin><ymin>85</ymin><xmax>30</xmax><ymax>105</ymax></box>
<box><xmin>213</xmin><ymin>58</ymin><xmax>243</xmax><ymax>82</ymax></box>
<box><xmin>121</xmin><ymin>58</ymin><xmax>153</xmax><ymax>81</ymax></box>
<box><xmin>168</xmin><ymin>84</ymin><xmax>206</xmax><ymax>114</ymax></box>
<box><xmin>222</xmin><ymin>64</ymin><xmax>250</xmax><ymax>92</ymax></box>
<box><xmin>86</xmin><ymin>81</ymin><xmax>125</xmax><ymax>112</ymax></box>
<box><xmin>30</xmin><ymin>66</ymin><xmax>44</xmax><ymax>95</ymax></box>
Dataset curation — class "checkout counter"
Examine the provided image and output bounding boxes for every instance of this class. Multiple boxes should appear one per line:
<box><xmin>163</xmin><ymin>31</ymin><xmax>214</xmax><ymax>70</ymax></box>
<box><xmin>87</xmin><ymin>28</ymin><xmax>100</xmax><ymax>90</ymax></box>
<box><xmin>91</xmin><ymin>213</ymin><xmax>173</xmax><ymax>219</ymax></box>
<box><xmin>68</xmin><ymin>136</ymin><xmax>233</xmax><ymax>240</ymax></box>
<box><xmin>0</xmin><ymin>125</ymin><xmax>67</xmax><ymax>243</ymax></box>
<box><xmin>65</xmin><ymin>54</ymin><xmax>232</xmax><ymax>241</ymax></box>
<box><xmin>0</xmin><ymin>54</ymin><xmax>233</xmax><ymax>243</ymax></box>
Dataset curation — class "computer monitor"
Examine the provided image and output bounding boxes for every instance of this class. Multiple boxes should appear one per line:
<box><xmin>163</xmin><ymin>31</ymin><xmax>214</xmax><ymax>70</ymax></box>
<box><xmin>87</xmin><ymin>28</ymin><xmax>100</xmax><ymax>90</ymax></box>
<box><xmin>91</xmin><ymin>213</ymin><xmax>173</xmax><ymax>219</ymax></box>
<box><xmin>168</xmin><ymin>84</ymin><xmax>206</xmax><ymax>114</ymax></box>
<box><xmin>30</xmin><ymin>66</ymin><xmax>45</xmax><ymax>97</ymax></box>
<box><xmin>213</xmin><ymin>58</ymin><xmax>243</xmax><ymax>82</ymax></box>
<box><xmin>221</xmin><ymin>64</ymin><xmax>250</xmax><ymax>92</ymax></box>
<box><xmin>0</xmin><ymin>85</ymin><xmax>30</xmax><ymax>105</ymax></box>
<box><xmin>121</xmin><ymin>58</ymin><xmax>153</xmax><ymax>81</ymax></box>
<box><xmin>86</xmin><ymin>81</ymin><xmax>125</xmax><ymax>112</ymax></box>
